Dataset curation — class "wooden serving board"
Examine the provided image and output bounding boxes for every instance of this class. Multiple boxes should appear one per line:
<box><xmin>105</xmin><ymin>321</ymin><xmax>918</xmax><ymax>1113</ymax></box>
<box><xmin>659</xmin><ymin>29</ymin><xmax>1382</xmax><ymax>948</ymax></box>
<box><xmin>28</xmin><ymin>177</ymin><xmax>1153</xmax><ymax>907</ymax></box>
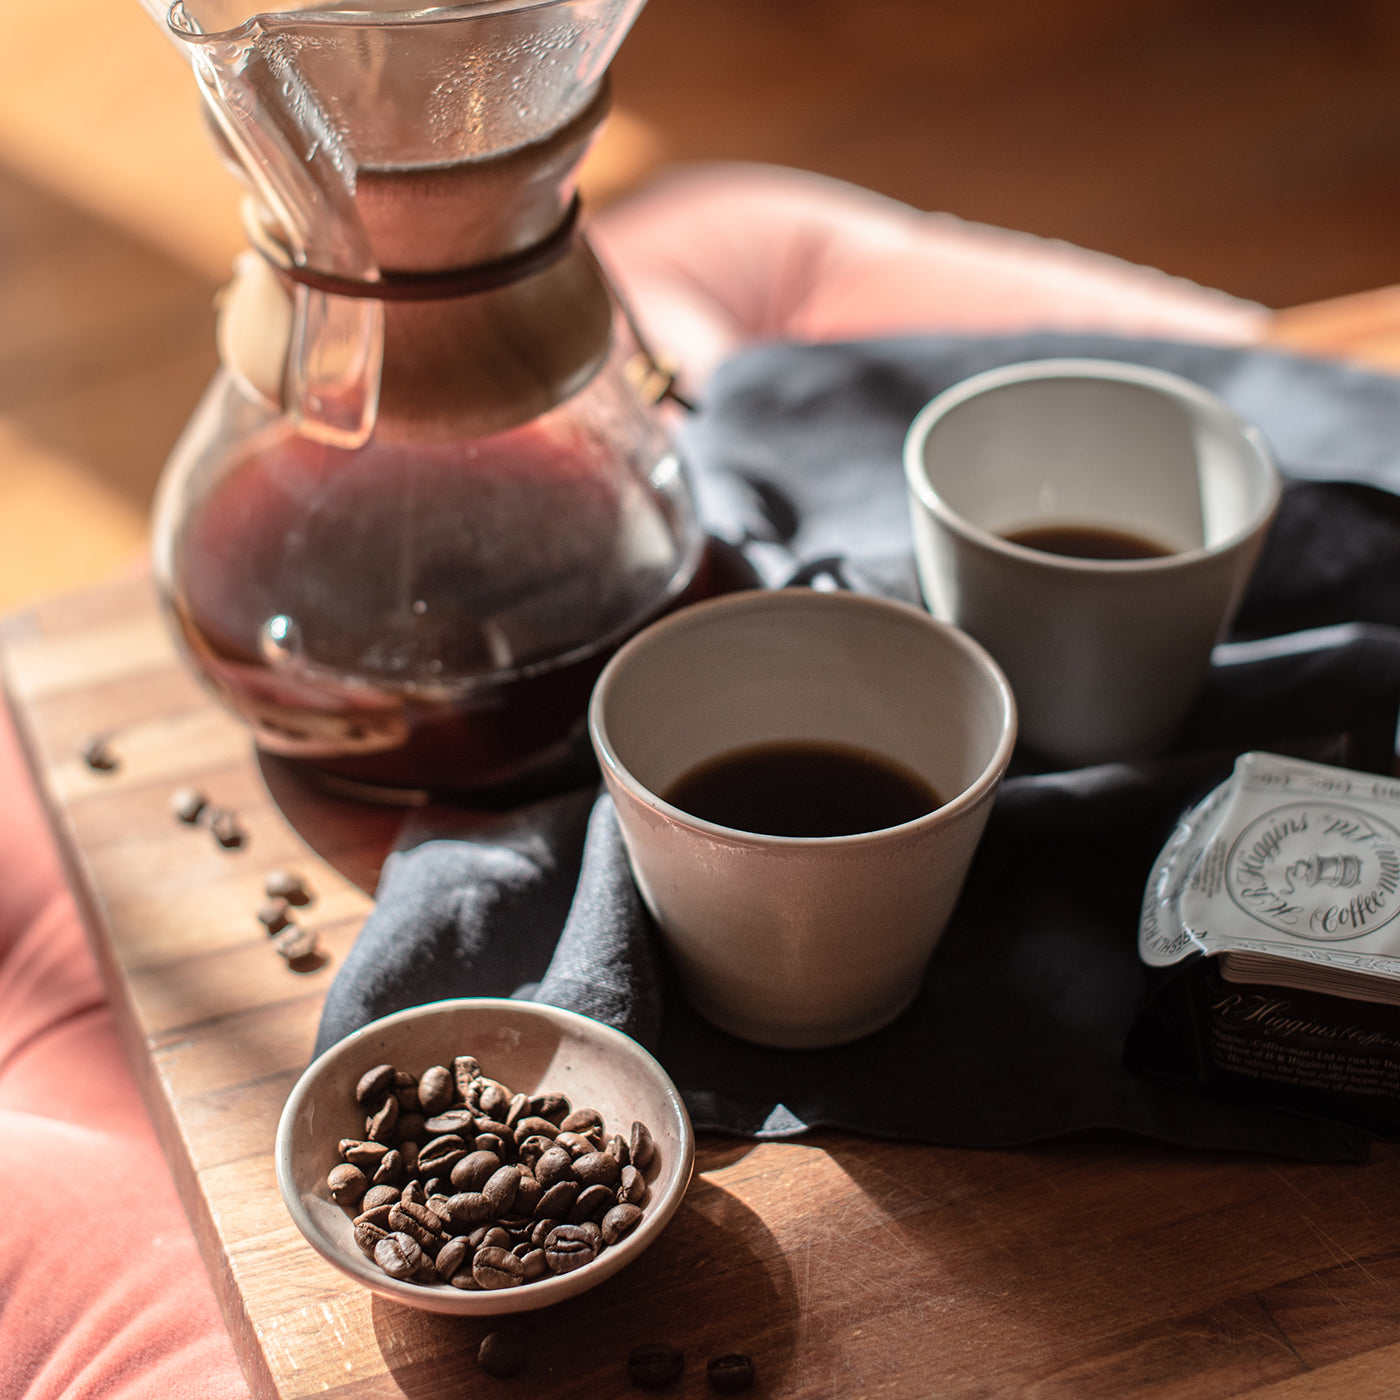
<box><xmin>8</xmin><ymin>571</ymin><xmax>1400</xmax><ymax>1399</ymax></box>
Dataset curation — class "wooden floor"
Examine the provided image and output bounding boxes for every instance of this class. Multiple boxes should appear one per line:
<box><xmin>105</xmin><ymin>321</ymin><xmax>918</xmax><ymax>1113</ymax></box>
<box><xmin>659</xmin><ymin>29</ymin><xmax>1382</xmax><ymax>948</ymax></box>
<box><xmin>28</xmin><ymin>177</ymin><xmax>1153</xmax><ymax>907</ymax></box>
<box><xmin>5</xmin><ymin>0</ymin><xmax>1400</xmax><ymax>611</ymax></box>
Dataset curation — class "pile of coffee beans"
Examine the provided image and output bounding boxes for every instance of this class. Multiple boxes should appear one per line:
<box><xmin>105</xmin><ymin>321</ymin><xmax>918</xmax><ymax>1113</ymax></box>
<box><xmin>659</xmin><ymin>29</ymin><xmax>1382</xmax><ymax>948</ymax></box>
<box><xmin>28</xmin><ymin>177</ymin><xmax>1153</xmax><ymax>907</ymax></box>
<box><xmin>329</xmin><ymin>1054</ymin><xmax>656</xmax><ymax>1291</ymax></box>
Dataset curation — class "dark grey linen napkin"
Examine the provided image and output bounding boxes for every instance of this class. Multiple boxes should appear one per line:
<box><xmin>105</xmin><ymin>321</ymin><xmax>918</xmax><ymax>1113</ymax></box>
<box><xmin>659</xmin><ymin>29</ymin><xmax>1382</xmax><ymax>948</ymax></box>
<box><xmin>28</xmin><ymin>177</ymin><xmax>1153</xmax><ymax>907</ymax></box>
<box><xmin>315</xmin><ymin>332</ymin><xmax>1400</xmax><ymax>1163</ymax></box>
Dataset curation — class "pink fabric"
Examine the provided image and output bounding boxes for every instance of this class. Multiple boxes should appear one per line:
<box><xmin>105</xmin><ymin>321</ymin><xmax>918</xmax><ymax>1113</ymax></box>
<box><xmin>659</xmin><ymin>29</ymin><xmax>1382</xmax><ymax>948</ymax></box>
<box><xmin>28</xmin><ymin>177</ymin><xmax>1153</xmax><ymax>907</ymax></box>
<box><xmin>0</xmin><ymin>699</ymin><xmax>248</xmax><ymax>1400</ymax></box>
<box><xmin>592</xmin><ymin>163</ymin><xmax>1267</xmax><ymax>393</ymax></box>
<box><xmin>0</xmin><ymin>163</ymin><xmax>1266</xmax><ymax>1397</ymax></box>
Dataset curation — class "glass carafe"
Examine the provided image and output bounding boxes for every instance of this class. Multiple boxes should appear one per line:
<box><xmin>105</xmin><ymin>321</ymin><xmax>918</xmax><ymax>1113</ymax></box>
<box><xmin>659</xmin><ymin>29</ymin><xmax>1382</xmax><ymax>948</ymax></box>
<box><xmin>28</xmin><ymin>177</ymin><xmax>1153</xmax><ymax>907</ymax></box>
<box><xmin>142</xmin><ymin>0</ymin><xmax>708</xmax><ymax>801</ymax></box>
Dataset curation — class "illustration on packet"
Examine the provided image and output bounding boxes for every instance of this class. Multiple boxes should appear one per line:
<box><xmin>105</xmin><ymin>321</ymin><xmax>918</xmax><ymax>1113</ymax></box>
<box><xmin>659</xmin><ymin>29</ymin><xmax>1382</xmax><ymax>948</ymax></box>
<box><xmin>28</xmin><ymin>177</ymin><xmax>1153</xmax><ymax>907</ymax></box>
<box><xmin>1140</xmin><ymin>751</ymin><xmax>1400</xmax><ymax>978</ymax></box>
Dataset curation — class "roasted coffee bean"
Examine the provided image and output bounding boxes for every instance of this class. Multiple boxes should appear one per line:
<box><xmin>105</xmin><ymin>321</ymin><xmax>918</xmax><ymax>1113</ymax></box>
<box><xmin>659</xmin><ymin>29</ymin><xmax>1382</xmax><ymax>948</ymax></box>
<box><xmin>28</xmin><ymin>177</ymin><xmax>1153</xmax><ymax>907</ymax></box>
<box><xmin>365</xmin><ymin>1095</ymin><xmax>399</xmax><ymax>1142</ymax></box>
<box><xmin>573</xmin><ymin>1151</ymin><xmax>622</xmax><ymax>1188</ymax></box>
<box><xmin>528</xmin><ymin>1091</ymin><xmax>570</xmax><ymax>1124</ymax></box>
<box><xmin>353</xmin><ymin>1220</ymin><xmax>389</xmax><ymax>1256</ymax></box>
<box><xmin>601</xmin><ymin>1202</ymin><xmax>643</xmax><ymax>1245</ymax></box>
<box><xmin>560</xmin><ymin>1107</ymin><xmax>605</xmax><ymax>1136</ymax></box>
<box><xmin>417</xmin><ymin>1065</ymin><xmax>454</xmax><ymax>1115</ymax></box>
<box><xmin>263</xmin><ymin>868</ymin><xmax>312</xmax><ymax>906</ymax></box>
<box><xmin>473</xmin><ymin>1245</ymin><xmax>525</xmax><ymax>1290</ymax></box>
<box><xmin>449</xmin><ymin>1269</ymin><xmax>480</xmax><ymax>1290</ymax></box>
<box><xmin>257</xmin><ymin>898</ymin><xmax>291</xmax><ymax>934</ymax></box>
<box><xmin>272</xmin><ymin>923</ymin><xmax>319</xmax><ymax>963</ymax></box>
<box><xmin>355</xmin><ymin>1065</ymin><xmax>397</xmax><ymax>1107</ymax></box>
<box><xmin>371</xmin><ymin>1148</ymin><xmax>404</xmax><ymax>1186</ymax></box>
<box><xmin>629</xmin><ymin>1120</ymin><xmax>656</xmax><ymax>1172</ymax></box>
<box><xmin>519</xmin><ymin>1247</ymin><xmax>548</xmax><ymax>1281</ymax></box>
<box><xmin>170</xmin><ymin>786</ymin><xmax>207</xmax><ymax>823</ymax></box>
<box><xmin>706</xmin><ymin>1353</ymin><xmax>756</xmax><ymax>1394</ymax></box>
<box><xmin>618</xmin><ymin>1165</ymin><xmax>647</xmax><ymax>1206</ymax></box>
<box><xmin>421</xmin><ymin>1133</ymin><xmax>466</xmax><ymax>1159</ymax></box>
<box><xmin>395</xmin><ymin>1112</ymin><xmax>427</xmax><ymax>1143</ymax></box>
<box><xmin>80</xmin><ymin>735</ymin><xmax>118</xmax><ymax>772</ymax></box>
<box><xmin>569</xmin><ymin>1184</ymin><xmax>616</xmax><ymax>1224</ymax></box>
<box><xmin>327</xmin><ymin>1163</ymin><xmax>367</xmax><ymax>1208</ymax></box>
<box><xmin>479</xmin><ymin>1226</ymin><xmax>512</xmax><ymax>1251</ymax></box>
<box><xmin>513</xmin><ymin>1173</ymin><xmax>543</xmax><ymax>1216</ymax></box>
<box><xmin>208</xmin><ymin>807</ymin><xmax>245</xmax><ymax>849</ymax></box>
<box><xmin>504</xmin><ymin>1092</ymin><xmax>529</xmax><ymax>1128</ymax></box>
<box><xmin>389</xmin><ymin>1201</ymin><xmax>443</xmax><ymax>1248</ymax></box>
<box><xmin>476</xmin><ymin>1079</ymin><xmax>513</xmax><ymax>1119</ymax></box>
<box><xmin>449</xmin><ymin>1149</ymin><xmax>502</xmax><ymax>1193</ymax></box>
<box><xmin>478</xmin><ymin>1323</ymin><xmax>528</xmax><ymax>1378</ymax></box>
<box><xmin>361</xmin><ymin>1184</ymin><xmax>400</xmax><ymax>1213</ymax></box>
<box><xmin>354</xmin><ymin>1203</ymin><xmax>394</xmax><ymax>1230</ymax></box>
<box><xmin>475</xmin><ymin>1116</ymin><xmax>514</xmax><ymax>1143</ymax></box>
<box><xmin>543</xmin><ymin>1223</ymin><xmax>597</xmax><ymax>1274</ymax></box>
<box><xmin>530</xmin><ymin>1218</ymin><xmax>561</xmax><ymax>1248</ymax></box>
<box><xmin>435</xmin><ymin>1235</ymin><xmax>470</xmax><ymax>1280</ymax></box>
<box><xmin>418</xmin><ymin>1147</ymin><xmax>466</xmax><ymax>1179</ymax></box>
<box><xmin>451</xmin><ymin>1055</ymin><xmax>482</xmax><ymax>1100</ymax></box>
<box><xmin>481</xmin><ymin>1164</ymin><xmax>520</xmax><ymax>1215</ymax></box>
<box><xmin>341</xmin><ymin>1139</ymin><xmax>389</xmax><ymax>1169</ymax></box>
<box><xmin>399</xmin><ymin>1180</ymin><xmax>426</xmax><ymax>1208</ymax></box>
<box><xmin>627</xmin><ymin>1343</ymin><xmax>684</xmax><ymax>1389</ymax></box>
<box><xmin>574</xmin><ymin>1220</ymin><xmax>604</xmax><ymax>1251</ymax></box>
<box><xmin>475</xmin><ymin>1132</ymin><xmax>508</xmax><ymax>1160</ymax></box>
<box><xmin>604</xmin><ymin>1133</ymin><xmax>630</xmax><ymax>1166</ymax></box>
<box><xmin>445</xmin><ymin>1192</ymin><xmax>494</xmax><ymax>1227</ymax></box>
<box><xmin>424</xmin><ymin>1108</ymin><xmax>475</xmax><ymax>1135</ymax></box>
<box><xmin>516</xmin><ymin>1134</ymin><xmax>554</xmax><ymax>1169</ymax></box>
<box><xmin>374</xmin><ymin>1231</ymin><xmax>427</xmax><ymax>1281</ymax></box>
<box><xmin>534</xmin><ymin>1145</ymin><xmax>575</xmax><ymax>1189</ymax></box>
<box><xmin>535</xmin><ymin>1180</ymin><xmax>580</xmax><ymax>1219</ymax></box>
<box><xmin>555</xmin><ymin>1131</ymin><xmax>597</xmax><ymax>1158</ymax></box>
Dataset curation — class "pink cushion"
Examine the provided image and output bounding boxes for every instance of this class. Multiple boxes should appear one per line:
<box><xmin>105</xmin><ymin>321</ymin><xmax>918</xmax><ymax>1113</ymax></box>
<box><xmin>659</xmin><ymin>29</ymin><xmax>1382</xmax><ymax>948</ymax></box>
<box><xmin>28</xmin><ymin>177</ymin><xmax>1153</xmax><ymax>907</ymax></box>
<box><xmin>592</xmin><ymin>163</ymin><xmax>1267</xmax><ymax>391</ymax></box>
<box><xmin>0</xmin><ymin>700</ymin><xmax>247</xmax><ymax>1400</ymax></box>
<box><xmin>0</xmin><ymin>162</ymin><xmax>1266</xmax><ymax>1397</ymax></box>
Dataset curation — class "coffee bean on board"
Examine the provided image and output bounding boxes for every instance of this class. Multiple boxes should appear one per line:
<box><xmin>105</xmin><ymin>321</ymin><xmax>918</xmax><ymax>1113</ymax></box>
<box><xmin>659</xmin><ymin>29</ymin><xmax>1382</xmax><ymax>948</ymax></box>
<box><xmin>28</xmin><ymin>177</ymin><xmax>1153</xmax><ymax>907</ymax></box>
<box><xmin>478</xmin><ymin>1324</ymin><xmax>528</xmax><ymax>1378</ymax></box>
<box><xmin>263</xmin><ymin>868</ymin><xmax>313</xmax><ymax>905</ymax></box>
<box><xmin>80</xmin><ymin>735</ymin><xmax>118</xmax><ymax>772</ymax></box>
<box><xmin>207</xmin><ymin>807</ymin><xmax>245</xmax><ymax>849</ymax></box>
<box><xmin>170</xmin><ymin>786</ymin><xmax>207</xmax><ymax>823</ymax></box>
<box><xmin>627</xmin><ymin>1343</ymin><xmax>684</xmax><ymax>1389</ymax></box>
<box><xmin>258</xmin><ymin>898</ymin><xmax>292</xmax><ymax>934</ymax></box>
<box><xmin>706</xmin><ymin>1353</ymin><xmax>756</xmax><ymax>1394</ymax></box>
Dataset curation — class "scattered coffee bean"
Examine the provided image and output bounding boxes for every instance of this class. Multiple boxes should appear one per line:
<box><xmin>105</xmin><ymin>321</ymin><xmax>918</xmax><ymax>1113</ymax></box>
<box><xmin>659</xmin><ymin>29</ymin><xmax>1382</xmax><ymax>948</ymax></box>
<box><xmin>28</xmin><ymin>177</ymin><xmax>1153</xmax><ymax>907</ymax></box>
<box><xmin>169</xmin><ymin>786</ymin><xmax>207</xmax><ymax>823</ymax></box>
<box><xmin>329</xmin><ymin>1053</ymin><xmax>659</xmax><ymax>1292</ymax></box>
<box><xmin>628</xmin><ymin>1343</ymin><xmax>684</xmax><ymax>1389</ymax></box>
<box><xmin>80</xmin><ymin>735</ymin><xmax>118</xmax><ymax>772</ymax></box>
<box><xmin>263</xmin><ymin>868</ymin><xmax>313</xmax><ymax>906</ymax></box>
<box><xmin>706</xmin><ymin>1353</ymin><xmax>756</xmax><ymax>1394</ymax></box>
<box><xmin>258</xmin><ymin>898</ymin><xmax>292</xmax><ymax>934</ymax></box>
<box><xmin>207</xmin><ymin>807</ymin><xmax>245</xmax><ymax>849</ymax></box>
<box><xmin>272</xmin><ymin>924</ymin><xmax>319</xmax><ymax>963</ymax></box>
<box><xmin>478</xmin><ymin>1324</ymin><xmax>528</xmax><ymax>1378</ymax></box>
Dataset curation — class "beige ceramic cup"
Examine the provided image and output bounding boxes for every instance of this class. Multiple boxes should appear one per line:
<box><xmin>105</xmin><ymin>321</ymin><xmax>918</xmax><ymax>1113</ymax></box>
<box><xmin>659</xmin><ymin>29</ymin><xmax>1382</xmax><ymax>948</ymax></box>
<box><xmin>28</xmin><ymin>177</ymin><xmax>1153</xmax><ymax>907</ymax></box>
<box><xmin>904</xmin><ymin>358</ymin><xmax>1280</xmax><ymax>767</ymax></box>
<box><xmin>588</xmin><ymin>589</ymin><xmax>1016</xmax><ymax>1049</ymax></box>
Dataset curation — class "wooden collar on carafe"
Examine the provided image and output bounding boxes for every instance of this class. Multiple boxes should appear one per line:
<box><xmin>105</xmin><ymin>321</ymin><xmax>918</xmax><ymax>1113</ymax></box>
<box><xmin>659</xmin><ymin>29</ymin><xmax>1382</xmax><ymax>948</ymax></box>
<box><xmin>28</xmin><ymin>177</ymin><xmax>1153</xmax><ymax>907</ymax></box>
<box><xmin>244</xmin><ymin>194</ymin><xmax>582</xmax><ymax>302</ymax></box>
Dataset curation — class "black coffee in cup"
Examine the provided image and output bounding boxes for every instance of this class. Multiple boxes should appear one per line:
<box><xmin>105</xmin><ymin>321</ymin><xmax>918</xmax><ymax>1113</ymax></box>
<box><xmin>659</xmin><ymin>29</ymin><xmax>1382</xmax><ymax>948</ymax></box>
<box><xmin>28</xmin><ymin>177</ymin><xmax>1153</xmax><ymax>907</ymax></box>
<box><xmin>662</xmin><ymin>739</ymin><xmax>941</xmax><ymax>837</ymax></box>
<box><xmin>1001</xmin><ymin>523</ymin><xmax>1176</xmax><ymax>560</ymax></box>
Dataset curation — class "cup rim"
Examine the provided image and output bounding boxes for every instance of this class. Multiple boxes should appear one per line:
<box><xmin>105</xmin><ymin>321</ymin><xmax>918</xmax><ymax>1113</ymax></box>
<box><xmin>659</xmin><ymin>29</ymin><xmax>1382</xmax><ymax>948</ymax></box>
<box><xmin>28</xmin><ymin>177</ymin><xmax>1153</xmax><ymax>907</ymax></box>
<box><xmin>902</xmin><ymin>357</ymin><xmax>1282</xmax><ymax>572</ymax></box>
<box><xmin>588</xmin><ymin>588</ymin><xmax>1017</xmax><ymax>847</ymax></box>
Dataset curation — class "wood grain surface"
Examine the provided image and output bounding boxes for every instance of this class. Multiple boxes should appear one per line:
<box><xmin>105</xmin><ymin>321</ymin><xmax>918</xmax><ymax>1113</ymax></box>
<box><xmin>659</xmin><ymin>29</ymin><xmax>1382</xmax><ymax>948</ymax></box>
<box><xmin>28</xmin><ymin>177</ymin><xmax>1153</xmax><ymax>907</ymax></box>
<box><xmin>13</xmin><ymin>294</ymin><xmax>1400</xmax><ymax>1396</ymax></box>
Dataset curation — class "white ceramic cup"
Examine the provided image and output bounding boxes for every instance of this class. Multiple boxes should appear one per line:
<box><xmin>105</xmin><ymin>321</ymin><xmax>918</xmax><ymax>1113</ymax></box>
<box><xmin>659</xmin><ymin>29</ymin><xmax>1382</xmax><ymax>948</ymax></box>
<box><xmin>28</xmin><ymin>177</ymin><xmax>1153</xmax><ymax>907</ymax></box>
<box><xmin>903</xmin><ymin>358</ymin><xmax>1280</xmax><ymax>767</ymax></box>
<box><xmin>588</xmin><ymin>589</ymin><xmax>1016</xmax><ymax>1049</ymax></box>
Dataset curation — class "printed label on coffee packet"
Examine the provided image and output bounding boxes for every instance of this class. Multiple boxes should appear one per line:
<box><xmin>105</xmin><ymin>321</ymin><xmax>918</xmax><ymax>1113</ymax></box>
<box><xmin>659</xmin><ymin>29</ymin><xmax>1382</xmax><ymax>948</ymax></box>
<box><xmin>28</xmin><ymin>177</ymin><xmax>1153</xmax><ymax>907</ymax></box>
<box><xmin>1141</xmin><ymin>753</ymin><xmax>1400</xmax><ymax>977</ymax></box>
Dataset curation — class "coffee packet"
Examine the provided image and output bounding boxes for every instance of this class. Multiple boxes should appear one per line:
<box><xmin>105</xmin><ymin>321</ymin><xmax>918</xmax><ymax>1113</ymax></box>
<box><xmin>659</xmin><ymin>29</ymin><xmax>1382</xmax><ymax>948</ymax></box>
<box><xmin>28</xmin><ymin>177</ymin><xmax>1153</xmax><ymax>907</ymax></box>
<box><xmin>1127</xmin><ymin>751</ymin><xmax>1400</xmax><ymax>1137</ymax></box>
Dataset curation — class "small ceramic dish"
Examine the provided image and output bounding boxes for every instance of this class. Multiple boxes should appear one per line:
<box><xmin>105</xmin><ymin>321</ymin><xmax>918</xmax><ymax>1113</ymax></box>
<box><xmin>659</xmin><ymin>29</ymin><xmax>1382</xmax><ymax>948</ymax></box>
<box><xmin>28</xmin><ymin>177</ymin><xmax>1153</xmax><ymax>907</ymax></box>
<box><xmin>275</xmin><ymin>998</ymin><xmax>695</xmax><ymax>1315</ymax></box>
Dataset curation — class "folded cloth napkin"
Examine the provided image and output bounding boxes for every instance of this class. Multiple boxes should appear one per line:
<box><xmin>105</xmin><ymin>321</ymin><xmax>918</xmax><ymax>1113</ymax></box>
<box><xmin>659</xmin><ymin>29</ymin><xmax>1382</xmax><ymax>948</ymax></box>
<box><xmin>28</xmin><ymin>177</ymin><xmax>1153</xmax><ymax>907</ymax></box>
<box><xmin>315</xmin><ymin>331</ymin><xmax>1400</xmax><ymax>1163</ymax></box>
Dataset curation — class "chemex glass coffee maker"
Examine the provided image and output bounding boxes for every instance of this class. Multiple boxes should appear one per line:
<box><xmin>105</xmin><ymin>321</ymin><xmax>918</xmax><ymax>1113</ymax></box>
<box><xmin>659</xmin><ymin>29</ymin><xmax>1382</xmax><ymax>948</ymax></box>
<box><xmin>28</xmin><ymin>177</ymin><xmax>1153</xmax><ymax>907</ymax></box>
<box><xmin>141</xmin><ymin>0</ymin><xmax>711</xmax><ymax>802</ymax></box>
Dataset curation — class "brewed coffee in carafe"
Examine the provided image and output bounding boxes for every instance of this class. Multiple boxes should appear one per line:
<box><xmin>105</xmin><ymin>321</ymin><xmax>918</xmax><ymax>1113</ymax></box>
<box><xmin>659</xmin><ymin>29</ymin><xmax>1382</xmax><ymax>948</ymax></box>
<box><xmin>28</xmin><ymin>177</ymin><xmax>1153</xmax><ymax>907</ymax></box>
<box><xmin>142</xmin><ymin>0</ymin><xmax>710</xmax><ymax>799</ymax></box>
